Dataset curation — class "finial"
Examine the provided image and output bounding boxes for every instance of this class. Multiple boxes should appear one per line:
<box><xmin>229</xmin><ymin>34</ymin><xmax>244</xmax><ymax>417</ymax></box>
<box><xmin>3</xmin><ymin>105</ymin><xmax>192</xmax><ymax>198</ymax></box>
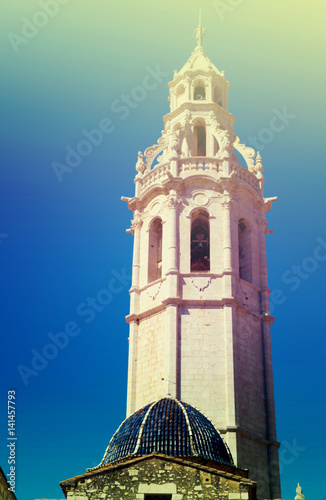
<box><xmin>255</xmin><ymin>151</ymin><xmax>264</xmax><ymax>175</ymax></box>
<box><xmin>295</xmin><ymin>483</ymin><xmax>305</xmax><ymax>500</ymax></box>
<box><xmin>256</xmin><ymin>151</ymin><xmax>263</xmax><ymax>165</ymax></box>
<box><xmin>255</xmin><ymin>151</ymin><xmax>264</xmax><ymax>193</ymax></box>
<box><xmin>136</xmin><ymin>151</ymin><xmax>146</xmax><ymax>174</ymax></box>
<box><xmin>192</xmin><ymin>9</ymin><xmax>207</xmax><ymax>47</ymax></box>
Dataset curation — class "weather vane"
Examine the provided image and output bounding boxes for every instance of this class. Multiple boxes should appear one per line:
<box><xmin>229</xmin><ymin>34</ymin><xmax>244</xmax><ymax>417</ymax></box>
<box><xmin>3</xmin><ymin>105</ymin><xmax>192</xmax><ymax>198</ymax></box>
<box><xmin>192</xmin><ymin>9</ymin><xmax>206</xmax><ymax>47</ymax></box>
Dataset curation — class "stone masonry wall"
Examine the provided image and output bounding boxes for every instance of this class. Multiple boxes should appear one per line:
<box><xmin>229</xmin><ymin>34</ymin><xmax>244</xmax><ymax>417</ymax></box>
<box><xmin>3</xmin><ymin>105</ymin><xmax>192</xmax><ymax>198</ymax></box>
<box><xmin>64</xmin><ymin>457</ymin><xmax>254</xmax><ymax>500</ymax></box>
<box><xmin>134</xmin><ymin>311</ymin><xmax>168</xmax><ymax>410</ymax></box>
<box><xmin>179</xmin><ymin>305</ymin><xmax>227</xmax><ymax>429</ymax></box>
<box><xmin>234</xmin><ymin>311</ymin><xmax>266</xmax><ymax>439</ymax></box>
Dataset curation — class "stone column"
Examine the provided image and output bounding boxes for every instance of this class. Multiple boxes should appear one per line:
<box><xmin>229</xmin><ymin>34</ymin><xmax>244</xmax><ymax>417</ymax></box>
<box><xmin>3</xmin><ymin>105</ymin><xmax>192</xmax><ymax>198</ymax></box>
<box><xmin>167</xmin><ymin>194</ymin><xmax>181</xmax><ymax>274</ymax></box>
<box><xmin>258</xmin><ymin>217</ymin><xmax>269</xmax><ymax>313</ymax></box>
<box><xmin>207</xmin><ymin>76</ymin><xmax>213</xmax><ymax>102</ymax></box>
<box><xmin>170</xmin><ymin>88</ymin><xmax>176</xmax><ymax>110</ymax></box>
<box><xmin>186</xmin><ymin>77</ymin><xmax>192</xmax><ymax>101</ymax></box>
<box><xmin>126</xmin><ymin>321</ymin><xmax>138</xmax><ymax>417</ymax></box>
<box><xmin>260</xmin><ymin>315</ymin><xmax>281</xmax><ymax>499</ymax></box>
<box><xmin>134</xmin><ymin>176</ymin><xmax>142</xmax><ymax>198</ymax></box>
<box><xmin>129</xmin><ymin>216</ymin><xmax>142</xmax><ymax>314</ymax></box>
<box><xmin>223</xmin><ymin>304</ymin><xmax>237</xmax><ymax>462</ymax></box>
<box><xmin>166</xmin><ymin>193</ymin><xmax>181</xmax><ymax>309</ymax></box>
<box><xmin>164</xmin><ymin>304</ymin><xmax>178</xmax><ymax>399</ymax></box>
<box><xmin>222</xmin><ymin>196</ymin><xmax>233</xmax><ymax>273</ymax></box>
<box><xmin>207</xmin><ymin>122</ymin><xmax>215</xmax><ymax>157</ymax></box>
<box><xmin>221</xmin><ymin>194</ymin><xmax>234</xmax><ymax>299</ymax></box>
<box><xmin>258</xmin><ymin>218</ymin><xmax>281</xmax><ymax>499</ymax></box>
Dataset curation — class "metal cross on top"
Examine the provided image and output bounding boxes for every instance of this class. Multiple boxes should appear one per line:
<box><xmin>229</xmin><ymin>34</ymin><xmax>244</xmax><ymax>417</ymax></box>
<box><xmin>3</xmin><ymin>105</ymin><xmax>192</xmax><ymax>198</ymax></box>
<box><xmin>192</xmin><ymin>9</ymin><xmax>207</xmax><ymax>47</ymax></box>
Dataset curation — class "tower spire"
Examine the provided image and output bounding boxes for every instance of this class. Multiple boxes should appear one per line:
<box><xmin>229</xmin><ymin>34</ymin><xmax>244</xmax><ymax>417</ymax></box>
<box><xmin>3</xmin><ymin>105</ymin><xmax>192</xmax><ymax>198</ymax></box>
<box><xmin>192</xmin><ymin>9</ymin><xmax>206</xmax><ymax>47</ymax></box>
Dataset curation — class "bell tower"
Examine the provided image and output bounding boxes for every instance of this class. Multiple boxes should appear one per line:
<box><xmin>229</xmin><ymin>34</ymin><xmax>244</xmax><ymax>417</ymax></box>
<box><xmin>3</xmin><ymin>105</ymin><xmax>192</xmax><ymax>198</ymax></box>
<box><xmin>123</xmin><ymin>14</ymin><xmax>281</xmax><ymax>500</ymax></box>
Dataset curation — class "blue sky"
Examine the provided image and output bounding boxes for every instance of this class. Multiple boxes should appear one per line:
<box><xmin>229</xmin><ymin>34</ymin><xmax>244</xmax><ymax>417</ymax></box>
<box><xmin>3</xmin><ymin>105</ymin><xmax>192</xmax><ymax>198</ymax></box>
<box><xmin>1</xmin><ymin>1</ymin><xmax>326</xmax><ymax>499</ymax></box>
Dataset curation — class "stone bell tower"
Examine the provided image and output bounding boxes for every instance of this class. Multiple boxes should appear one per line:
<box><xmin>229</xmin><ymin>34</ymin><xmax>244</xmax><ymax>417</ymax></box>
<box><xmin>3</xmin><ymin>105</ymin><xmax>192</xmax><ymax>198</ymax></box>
<box><xmin>122</xmin><ymin>14</ymin><xmax>281</xmax><ymax>500</ymax></box>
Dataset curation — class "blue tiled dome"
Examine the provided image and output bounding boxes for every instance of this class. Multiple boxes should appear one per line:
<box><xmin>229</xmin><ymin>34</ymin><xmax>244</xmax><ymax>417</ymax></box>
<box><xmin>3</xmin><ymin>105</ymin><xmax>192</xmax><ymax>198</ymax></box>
<box><xmin>92</xmin><ymin>398</ymin><xmax>233</xmax><ymax>468</ymax></box>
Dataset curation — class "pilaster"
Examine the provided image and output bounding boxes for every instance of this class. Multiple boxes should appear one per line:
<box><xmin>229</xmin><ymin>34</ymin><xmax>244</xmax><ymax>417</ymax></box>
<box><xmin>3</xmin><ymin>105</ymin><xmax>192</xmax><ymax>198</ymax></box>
<box><xmin>129</xmin><ymin>215</ymin><xmax>142</xmax><ymax>315</ymax></box>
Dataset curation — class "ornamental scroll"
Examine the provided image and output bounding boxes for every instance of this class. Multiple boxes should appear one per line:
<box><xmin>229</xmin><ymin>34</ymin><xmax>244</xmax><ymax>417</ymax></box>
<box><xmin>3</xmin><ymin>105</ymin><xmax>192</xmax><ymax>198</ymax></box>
<box><xmin>233</xmin><ymin>136</ymin><xmax>256</xmax><ymax>171</ymax></box>
<box><xmin>143</xmin><ymin>134</ymin><xmax>169</xmax><ymax>172</ymax></box>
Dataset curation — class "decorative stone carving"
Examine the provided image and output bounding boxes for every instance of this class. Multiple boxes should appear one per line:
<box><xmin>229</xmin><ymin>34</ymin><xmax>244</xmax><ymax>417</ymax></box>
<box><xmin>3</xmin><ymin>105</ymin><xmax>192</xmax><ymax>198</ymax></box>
<box><xmin>149</xmin><ymin>202</ymin><xmax>162</xmax><ymax>217</ymax></box>
<box><xmin>217</xmin><ymin>128</ymin><xmax>231</xmax><ymax>154</ymax></box>
<box><xmin>191</xmin><ymin>277</ymin><xmax>212</xmax><ymax>292</ymax></box>
<box><xmin>221</xmin><ymin>197</ymin><xmax>233</xmax><ymax>211</ymax></box>
<box><xmin>184</xmin><ymin>109</ymin><xmax>191</xmax><ymax>122</ymax></box>
<box><xmin>193</xmin><ymin>192</ymin><xmax>209</xmax><ymax>207</ymax></box>
<box><xmin>231</xmin><ymin>162</ymin><xmax>260</xmax><ymax>192</ymax></box>
<box><xmin>130</xmin><ymin>217</ymin><xmax>143</xmax><ymax>231</ymax></box>
<box><xmin>144</xmin><ymin>134</ymin><xmax>168</xmax><ymax>171</ymax></box>
<box><xmin>233</xmin><ymin>136</ymin><xmax>256</xmax><ymax>171</ymax></box>
<box><xmin>264</xmin><ymin>196</ymin><xmax>278</xmax><ymax>212</ymax></box>
<box><xmin>209</xmin><ymin>111</ymin><xmax>218</xmax><ymax>129</ymax></box>
<box><xmin>136</xmin><ymin>151</ymin><xmax>146</xmax><ymax>174</ymax></box>
<box><xmin>180</xmin><ymin>111</ymin><xmax>192</xmax><ymax>157</ymax></box>
<box><xmin>209</xmin><ymin>112</ymin><xmax>232</xmax><ymax>156</ymax></box>
<box><xmin>168</xmin><ymin>196</ymin><xmax>182</xmax><ymax>210</ymax></box>
<box><xmin>156</xmin><ymin>153</ymin><xmax>165</xmax><ymax>164</ymax></box>
<box><xmin>170</xmin><ymin>129</ymin><xmax>182</xmax><ymax>155</ymax></box>
<box><xmin>255</xmin><ymin>151</ymin><xmax>264</xmax><ymax>179</ymax></box>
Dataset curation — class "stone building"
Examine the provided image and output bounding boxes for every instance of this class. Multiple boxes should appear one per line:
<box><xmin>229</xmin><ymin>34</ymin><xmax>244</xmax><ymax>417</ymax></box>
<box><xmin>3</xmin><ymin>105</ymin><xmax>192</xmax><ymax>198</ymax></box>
<box><xmin>123</xmin><ymin>15</ymin><xmax>280</xmax><ymax>500</ymax></box>
<box><xmin>59</xmin><ymin>398</ymin><xmax>257</xmax><ymax>500</ymax></box>
<box><xmin>36</xmin><ymin>13</ymin><xmax>286</xmax><ymax>500</ymax></box>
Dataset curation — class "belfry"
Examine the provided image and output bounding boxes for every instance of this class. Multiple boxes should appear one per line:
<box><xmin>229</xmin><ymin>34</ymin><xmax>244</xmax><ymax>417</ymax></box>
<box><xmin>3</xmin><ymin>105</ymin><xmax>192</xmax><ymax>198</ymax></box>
<box><xmin>123</xmin><ymin>14</ymin><xmax>280</xmax><ymax>500</ymax></box>
<box><xmin>56</xmin><ymin>14</ymin><xmax>282</xmax><ymax>500</ymax></box>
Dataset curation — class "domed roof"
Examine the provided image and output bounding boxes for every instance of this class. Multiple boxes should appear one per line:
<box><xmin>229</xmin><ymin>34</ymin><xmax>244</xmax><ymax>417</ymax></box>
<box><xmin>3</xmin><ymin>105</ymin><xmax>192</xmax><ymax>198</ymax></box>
<box><xmin>92</xmin><ymin>398</ymin><xmax>233</xmax><ymax>468</ymax></box>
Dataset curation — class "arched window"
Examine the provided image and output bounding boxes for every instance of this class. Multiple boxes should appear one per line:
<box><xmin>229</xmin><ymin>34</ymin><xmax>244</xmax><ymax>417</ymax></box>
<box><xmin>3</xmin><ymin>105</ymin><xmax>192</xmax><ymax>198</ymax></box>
<box><xmin>148</xmin><ymin>218</ymin><xmax>162</xmax><ymax>283</ymax></box>
<box><xmin>194</xmin><ymin>124</ymin><xmax>206</xmax><ymax>156</ymax></box>
<box><xmin>191</xmin><ymin>210</ymin><xmax>210</xmax><ymax>272</ymax></box>
<box><xmin>238</xmin><ymin>218</ymin><xmax>252</xmax><ymax>283</ymax></box>
<box><xmin>194</xmin><ymin>86</ymin><xmax>206</xmax><ymax>100</ymax></box>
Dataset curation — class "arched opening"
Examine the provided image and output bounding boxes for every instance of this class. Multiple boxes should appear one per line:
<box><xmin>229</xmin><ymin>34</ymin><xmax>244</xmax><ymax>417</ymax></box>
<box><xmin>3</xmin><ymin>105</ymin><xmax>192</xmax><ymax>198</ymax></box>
<box><xmin>194</xmin><ymin>124</ymin><xmax>206</xmax><ymax>156</ymax></box>
<box><xmin>148</xmin><ymin>218</ymin><xmax>162</xmax><ymax>283</ymax></box>
<box><xmin>238</xmin><ymin>218</ymin><xmax>252</xmax><ymax>283</ymax></box>
<box><xmin>191</xmin><ymin>210</ymin><xmax>210</xmax><ymax>272</ymax></box>
<box><xmin>194</xmin><ymin>85</ymin><xmax>206</xmax><ymax>100</ymax></box>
